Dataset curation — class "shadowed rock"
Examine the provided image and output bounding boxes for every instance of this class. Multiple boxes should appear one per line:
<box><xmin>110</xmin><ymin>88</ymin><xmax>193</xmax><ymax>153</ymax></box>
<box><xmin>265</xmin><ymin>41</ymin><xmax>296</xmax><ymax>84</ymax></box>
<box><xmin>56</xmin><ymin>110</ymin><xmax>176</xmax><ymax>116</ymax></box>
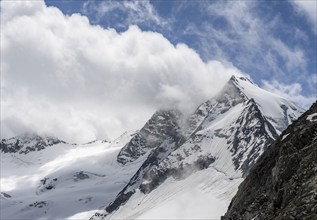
<box><xmin>222</xmin><ymin>101</ymin><xmax>317</xmax><ymax>220</ymax></box>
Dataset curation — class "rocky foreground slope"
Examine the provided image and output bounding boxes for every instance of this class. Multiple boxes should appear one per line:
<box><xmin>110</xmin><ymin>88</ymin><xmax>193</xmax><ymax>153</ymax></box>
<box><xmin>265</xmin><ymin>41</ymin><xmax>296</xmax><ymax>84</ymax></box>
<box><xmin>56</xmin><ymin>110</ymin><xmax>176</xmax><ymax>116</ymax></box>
<box><xmin>223</xmin><ymin>101</ymin><xmax>317</xmax><ymax>220</ymax></box>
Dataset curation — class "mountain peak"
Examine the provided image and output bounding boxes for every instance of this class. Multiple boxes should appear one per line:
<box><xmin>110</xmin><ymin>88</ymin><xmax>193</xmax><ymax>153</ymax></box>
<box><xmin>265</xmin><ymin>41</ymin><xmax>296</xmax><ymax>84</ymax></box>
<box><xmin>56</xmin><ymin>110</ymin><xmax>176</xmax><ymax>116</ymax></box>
<box><xmin>90</xmin><ymin>77</ymin><xmax>304</xmax><ymax>220</ymax></box>
<box><xmin>213</xmin><ymin>76</ymin><xmax>248</xmax><ymax>108</ymax></box>
<box><xmin>229</xmin><ymin>75</ymin><xmax>239</xmax><ymax>83</ymax></box>
<box><xmin>0</xmin><ymin>133</ymin><xmax>66</xmax><ymax>154</ymax></box>
<box><xmin>226</xmin><ymin>75</ymin><xmax>304</xmax><ymax>133</ymax></box>
<box><xmin>220</xmin><ymin>75</ymin><xmax>258</xmax><ymax>103</ymax></box>
<box><xmin>117</xmin><ymin>109</ymin><xmax>184</xmax><ymax>165</ymax></box>
<box><xmin>229</xmin><ymin>75</ymin><xmax>254</xmax><ymax>86</ymax></box>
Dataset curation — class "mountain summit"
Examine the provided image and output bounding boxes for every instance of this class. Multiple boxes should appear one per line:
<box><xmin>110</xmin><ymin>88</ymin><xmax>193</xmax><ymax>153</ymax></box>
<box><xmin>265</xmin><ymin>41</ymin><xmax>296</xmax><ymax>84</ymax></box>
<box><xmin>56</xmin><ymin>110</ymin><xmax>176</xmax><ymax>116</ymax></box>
<box><xmin>91</xmin><ymin>76</ymin><xmax>304</xmax><ymax>219</ymax></box>
<box><xmin>228</xmin><ymin>76</ymin><xmax>301</xmax><ymax>133</ymax></box>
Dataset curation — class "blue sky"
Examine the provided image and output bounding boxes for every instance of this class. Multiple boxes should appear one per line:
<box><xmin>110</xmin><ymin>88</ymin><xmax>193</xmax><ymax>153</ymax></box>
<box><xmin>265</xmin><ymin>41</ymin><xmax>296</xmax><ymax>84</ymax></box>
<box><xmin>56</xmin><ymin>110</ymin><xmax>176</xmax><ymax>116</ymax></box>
<box><xmin>1</xmin><ymin>0</ymin><xmax>316</xmax><ymax>142</ymax></box>
<box><xmin>46</xmin><ymin>0</ymin><xmax>316</xmax><ymax>98</ymax></box>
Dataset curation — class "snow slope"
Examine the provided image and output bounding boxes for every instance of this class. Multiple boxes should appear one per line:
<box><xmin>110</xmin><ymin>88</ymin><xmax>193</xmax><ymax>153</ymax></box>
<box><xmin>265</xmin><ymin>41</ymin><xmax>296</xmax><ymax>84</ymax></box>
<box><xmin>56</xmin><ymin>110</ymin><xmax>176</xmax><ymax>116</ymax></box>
<box><xmin>111</xmin><ymin>168</ymin><xmax>242</xmax><ymax>219</ymax></box>
<box><xmin>0</xmin><ymin>131</ymin><xmax>140</xmax><ymax>220</ymax></box>
<box><xmin>230</xmin><ymin>76</ymin><xmax>303</xmax><ymax>133</ymax></box>
<box><xmin>91</xmin><ymin>76</ymin><xmax>304</xmax><ymax>220</ymax></box>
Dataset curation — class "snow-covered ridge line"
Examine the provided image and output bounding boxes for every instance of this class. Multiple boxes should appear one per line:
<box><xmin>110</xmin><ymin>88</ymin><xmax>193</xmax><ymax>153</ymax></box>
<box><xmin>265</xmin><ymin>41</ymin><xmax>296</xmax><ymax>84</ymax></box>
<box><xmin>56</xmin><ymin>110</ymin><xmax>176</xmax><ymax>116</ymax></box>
<box><xmin>90</xmin><ymin>75</ymin><xmax>303</xmax><ymax>219</ymax></box>
<box><xmin>1</xmin><ymin>131</ymin><xmax>139</xmax><ymax>220</ymax></box>
<box><xmin>0</xmin><ymin>133</ymin><xmax>67</xmax><ymax>154</ymax></box>
<box><xmin>229</xmin><ymin>75</ymin><xmax>304</xmax><ymax>133</ymax></box>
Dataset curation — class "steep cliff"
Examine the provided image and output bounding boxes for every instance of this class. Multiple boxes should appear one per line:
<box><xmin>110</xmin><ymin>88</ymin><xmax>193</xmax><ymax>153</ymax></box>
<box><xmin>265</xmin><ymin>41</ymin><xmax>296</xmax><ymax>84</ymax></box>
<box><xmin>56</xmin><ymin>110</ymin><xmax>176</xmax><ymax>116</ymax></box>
<box><xmin>223</xmin><ymin>101</ymin><xmax>317</xmax><ymax>220</ymax></box>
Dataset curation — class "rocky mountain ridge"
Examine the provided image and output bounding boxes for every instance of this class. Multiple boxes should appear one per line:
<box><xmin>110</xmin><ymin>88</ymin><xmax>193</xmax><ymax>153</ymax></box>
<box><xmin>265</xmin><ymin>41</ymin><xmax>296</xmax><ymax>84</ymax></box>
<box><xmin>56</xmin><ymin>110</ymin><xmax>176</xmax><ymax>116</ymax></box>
<box><xmin>222</xmin><ymin>101</ymin><xmax>317</xmax><ymax>220</ymax></box>
<box><xmin>91</xmin><ymin>76</ymin><xmax>304</xmax><ymax>219</ymax></box>
<box><xmin>0</xmin><ymin>133</ymin><xmax>67</xmax><ymax>154</ymax></box>
<box><xmin>0</xmin><ymin>131</ymin><xmax>141</xmax><ymax>220</ymax></box>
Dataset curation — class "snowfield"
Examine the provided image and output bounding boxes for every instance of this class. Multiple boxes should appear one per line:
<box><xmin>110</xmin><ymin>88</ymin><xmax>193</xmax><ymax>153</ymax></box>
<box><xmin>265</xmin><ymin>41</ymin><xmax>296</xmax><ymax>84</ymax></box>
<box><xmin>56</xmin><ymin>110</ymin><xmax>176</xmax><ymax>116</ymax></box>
<box><xmin>109</xmin><ymin>167</ymin><xmax>242</xmax><ymax>219</ymax></box>
<box><xmin>1</xmin><ymin>131</ymin><xmax>140</xmax><ymax>219</ymax></box>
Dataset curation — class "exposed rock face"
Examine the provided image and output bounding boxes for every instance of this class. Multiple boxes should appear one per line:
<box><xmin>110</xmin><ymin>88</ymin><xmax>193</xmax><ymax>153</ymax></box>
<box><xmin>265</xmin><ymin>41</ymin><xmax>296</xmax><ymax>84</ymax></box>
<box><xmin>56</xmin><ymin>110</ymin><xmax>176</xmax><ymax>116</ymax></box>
<box><xmin>0</xmin><ymin>133</ymin><xmax>66</xmax><ymax>154</ymax></box>
<box><xmin>223</xmin><ymin>101</ymin><xmax>317</xmax><ymax>220</ymax></box>
<box><xmin>117</xmin><ymin>109</ymin><xmax>185</xmax><ymax>164</ymax></box>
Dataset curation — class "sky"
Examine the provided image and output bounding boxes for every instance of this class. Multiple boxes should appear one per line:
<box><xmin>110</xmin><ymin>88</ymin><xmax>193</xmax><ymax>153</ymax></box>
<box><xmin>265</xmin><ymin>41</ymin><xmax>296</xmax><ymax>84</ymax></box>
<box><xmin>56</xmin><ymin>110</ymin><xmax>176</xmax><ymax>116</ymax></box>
<box><xmin>1</xmin><ymin>0</ymin><xmax>316</xmax><ymax>143</ymax></box>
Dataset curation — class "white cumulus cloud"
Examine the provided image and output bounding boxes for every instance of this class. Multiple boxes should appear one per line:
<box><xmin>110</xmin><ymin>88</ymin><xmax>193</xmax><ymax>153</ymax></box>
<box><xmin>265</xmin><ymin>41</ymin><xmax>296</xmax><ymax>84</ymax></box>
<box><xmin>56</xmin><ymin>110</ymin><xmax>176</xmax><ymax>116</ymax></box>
<box><xmin>1</xmin><ymin>0</ymin><xmax>243</xmax><ymax>143</ymax></box>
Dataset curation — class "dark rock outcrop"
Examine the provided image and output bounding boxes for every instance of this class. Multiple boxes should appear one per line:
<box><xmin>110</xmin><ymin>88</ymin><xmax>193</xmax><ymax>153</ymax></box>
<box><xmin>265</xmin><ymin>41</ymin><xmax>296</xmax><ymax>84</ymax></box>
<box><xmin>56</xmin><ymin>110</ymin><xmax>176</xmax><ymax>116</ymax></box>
<box><xmin>117</xmin><ymin>109</ymin><xmax>184</xmax><ymax>164</ymax></box>
<box><xmin>0</xmin><ymin>133</ymin><xmax>66</xmax><ymax>154</ymax></box>
<box><xmin>223</xmin><ymin>101</ymin><xmax>317</xmax><ymax>220</ymax></box>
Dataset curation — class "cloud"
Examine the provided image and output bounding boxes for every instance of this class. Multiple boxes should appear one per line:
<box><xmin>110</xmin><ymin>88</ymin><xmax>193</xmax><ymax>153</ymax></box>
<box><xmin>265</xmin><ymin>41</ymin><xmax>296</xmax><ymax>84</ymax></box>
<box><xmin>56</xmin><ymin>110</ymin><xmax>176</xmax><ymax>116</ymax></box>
<box><xmin>262</xmin><ymin>80</ymin><xmax>316</xmax><ymax>109</ymax></box>
<box><xmin>173</xmin><ymin>0</ymin><xmax>313</xmax><ymax>95</ymax></box>
<box><xmin>291</xmin><ymin>0</ymin><xmax>317</xmax><ymax>30</ymax></box>
<box><xmin>82</xmin><ymin>0</ymin><xmax>169</xmax><ymax>30</ymax></box>
<box><xmin>1</xmin><ymin>0</ymin><xmax>242</xmax><ymax>142</ymax></box>
<box><xmin>208</xmin><ymin>1</ymin><xmax>307</xmax><ymax>73</ymax></box>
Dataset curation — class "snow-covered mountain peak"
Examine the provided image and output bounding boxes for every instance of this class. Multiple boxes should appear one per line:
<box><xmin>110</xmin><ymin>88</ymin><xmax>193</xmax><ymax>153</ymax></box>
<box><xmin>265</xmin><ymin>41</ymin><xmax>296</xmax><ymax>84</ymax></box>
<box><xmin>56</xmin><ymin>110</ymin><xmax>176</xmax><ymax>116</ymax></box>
<box><xmin>90</xmin><ymin>76</ymin><xmax>305</xmax><ymax>220</ymax></box>
<box><xmin>222</xmin><ymin>75</ymin><xmax>304</xmax><ymax>133</ymax></box>
<box><xmin>229</xmin><ymin>75</ymin><xmax>255</xmax><ymax>86</ymax></box>
<box><xmin>116</xmin><ymin>75</ymin><xmax>302</xmax><ymax>169</ymax></box>
<box><xmin>0</xmin><ymin>133</ymin><xmax>67</xmax><ymax>154</ymax></box>
<box><xmin>213</xmin><ymin>76</ymin><xmax>248</xmax><ymax>106</ymax></box>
